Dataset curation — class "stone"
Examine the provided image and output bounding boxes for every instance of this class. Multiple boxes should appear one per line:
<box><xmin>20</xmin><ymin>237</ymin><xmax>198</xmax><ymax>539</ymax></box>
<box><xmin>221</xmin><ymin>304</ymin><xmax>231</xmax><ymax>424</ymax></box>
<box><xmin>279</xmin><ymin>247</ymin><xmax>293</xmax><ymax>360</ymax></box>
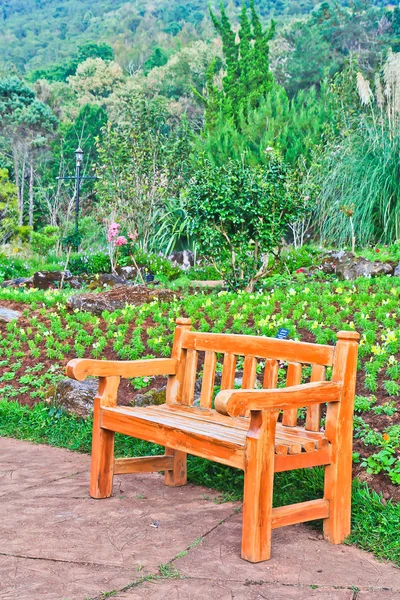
<box><xmin>67</xmin><ymin>284</ymin><xmax>180</xmax><ymax>315</ymax></box>
<box><xmin>320</xmin><ymin>251</ymin><xmax>394</xmax><ymax>280</ymax></box>
<box><xmin>169</xmin><ymin>250</ymin><xmax>195</xmax><ymax>270</ymax></box>
<box><xmin>49</xmin><ymin>378</ymin><xmax>99</xmax><ymax>417</ymax></box>
<box><xmin>133</xmin><ymin>387</ymin><xmax>167</xmax><ymax>407</ymax></box>
<box><xmin>98</xmin><ymin>273</ymin><xmax>128</xmax><ymax>287</ymax></box>
<box><xmin>394</xmin><ymin>261</ymin><xmax>400</xmax><ymax>277</ymax></box>
<box><xmin>32</xmin><ymin>270</ymin><xmax>86</xmax><ymax>290</ymax></box>
<box><xmin>33</xmin><ymin>270</ymin><xmax>71</xmax><ymax>289</ymax></box>
<box><xmin>116</xmin><ymin>265</ymin><xmax>138</xmax><ymax>280</ymax></box>
<box><xmin>0</xmin><ymin>276</ymin><xmax>33</xmax><ymax>288</ymax></box>
<box><xmin>0</xmin><ymin>307</ymin><xmax>22</xmax><ymax>322</ymax></box>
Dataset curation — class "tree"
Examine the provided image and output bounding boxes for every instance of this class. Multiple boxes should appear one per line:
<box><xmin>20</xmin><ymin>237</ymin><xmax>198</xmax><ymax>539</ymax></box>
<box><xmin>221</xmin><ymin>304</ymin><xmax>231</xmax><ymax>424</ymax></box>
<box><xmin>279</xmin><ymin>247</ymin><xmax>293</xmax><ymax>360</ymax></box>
<box><xmin>186</xmin><ymin>152</ymin><xmax>305</xmax><ymax>291</ymax></box>
<box><xmin>201</xmin><ymin>0</ymin><xmax>275</xmax><ymax>129</ymax></box>
<box><xmin>95</xmin><ymin>94</ymin><xmax>192</xmax><ymax>251</ymax></box>
<box><xmin>28</xmin><ymin>43</ymin><xmax>115</xmax><ymax>83</ymax></box>
<box><xmin>0</xmin><ymin>168</ymin><xmax>18</xmax><ymax>243</ymax></box>
<box><xmin>0</xmin><ymin>77</ymin><xmax>58</xmax><ymax>226</ymax></box>
<box><xmin>68</xmin><ymin>58</ymin><xmax>124</xmax><ymax>105</ymax></box>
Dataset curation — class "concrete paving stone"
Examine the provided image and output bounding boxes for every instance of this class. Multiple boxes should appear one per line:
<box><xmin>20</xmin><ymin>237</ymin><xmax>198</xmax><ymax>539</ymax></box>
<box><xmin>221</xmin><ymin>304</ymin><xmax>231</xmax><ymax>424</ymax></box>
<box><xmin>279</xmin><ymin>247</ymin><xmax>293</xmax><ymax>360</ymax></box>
<box><xmin>0</xmin><ymin>554</ymin><xmax>131</xmax><ymax>600</ymax></box>
<box><xmin>114</xmin><ymin>579</ymin><xmax>355</xmax><ymax>600</ymax></box>
<box><xmin>0</xmin><ymin>437</ymin><xmax>89</xmax><ymax>498</ymax></box>
<box><xmin>0</xmin><ymin>471</ymin><xmax>237</xmax><ymax>572</ymax></box>
<box><xmin>172</xmin><ymin>512</ymin><xmax>400</xmax><ymax>590</ymax></box>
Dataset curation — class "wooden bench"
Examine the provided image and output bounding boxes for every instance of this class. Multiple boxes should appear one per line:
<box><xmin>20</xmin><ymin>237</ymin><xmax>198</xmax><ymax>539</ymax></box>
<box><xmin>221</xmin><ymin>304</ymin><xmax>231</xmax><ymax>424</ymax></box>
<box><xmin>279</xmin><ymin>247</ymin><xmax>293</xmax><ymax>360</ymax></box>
<box><xmin>67</xmin><ymin>318</ymin><xmax>359</xmax><ymax>563</ymax></box>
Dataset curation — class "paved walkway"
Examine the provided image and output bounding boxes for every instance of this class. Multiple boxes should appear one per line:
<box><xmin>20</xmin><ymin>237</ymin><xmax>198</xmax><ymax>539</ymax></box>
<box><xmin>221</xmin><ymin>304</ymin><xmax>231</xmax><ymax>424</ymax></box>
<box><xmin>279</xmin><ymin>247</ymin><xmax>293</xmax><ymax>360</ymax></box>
<box><xmin>0</xmin><ymin>437</ymin><xmax>399</xmax><ymax>600</ymax></box>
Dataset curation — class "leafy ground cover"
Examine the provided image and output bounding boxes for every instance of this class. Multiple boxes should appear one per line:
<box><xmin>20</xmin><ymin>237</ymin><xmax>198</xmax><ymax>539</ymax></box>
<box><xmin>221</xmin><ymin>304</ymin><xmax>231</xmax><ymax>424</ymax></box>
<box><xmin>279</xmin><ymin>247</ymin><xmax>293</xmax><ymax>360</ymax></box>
<box><xmin>0</xmin><ymin>276</ymin><xmax>400</xmax><ymax>500</ymax></box>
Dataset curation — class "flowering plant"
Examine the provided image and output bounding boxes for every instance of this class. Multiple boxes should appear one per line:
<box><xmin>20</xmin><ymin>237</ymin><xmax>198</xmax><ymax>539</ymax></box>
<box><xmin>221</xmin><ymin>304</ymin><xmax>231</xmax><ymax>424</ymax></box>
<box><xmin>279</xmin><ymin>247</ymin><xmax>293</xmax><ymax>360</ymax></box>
<box><xmin>106</xmin><ymin>220</ymin><xmax>141</xmax><ymax>278</ymax></box>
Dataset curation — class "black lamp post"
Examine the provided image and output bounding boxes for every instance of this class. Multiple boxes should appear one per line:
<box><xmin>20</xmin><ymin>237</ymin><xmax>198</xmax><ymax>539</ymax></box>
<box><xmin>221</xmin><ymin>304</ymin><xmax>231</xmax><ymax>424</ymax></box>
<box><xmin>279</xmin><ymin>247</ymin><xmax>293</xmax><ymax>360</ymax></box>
<box><xmin>56</xmin><ymin>146</ymin><xmax>96</xmax><ymax>244</ymax></box>
<box><xmin>74</xmin><ymin>147</ymin><xmax>83</xmax><ymax>234</ymax></box>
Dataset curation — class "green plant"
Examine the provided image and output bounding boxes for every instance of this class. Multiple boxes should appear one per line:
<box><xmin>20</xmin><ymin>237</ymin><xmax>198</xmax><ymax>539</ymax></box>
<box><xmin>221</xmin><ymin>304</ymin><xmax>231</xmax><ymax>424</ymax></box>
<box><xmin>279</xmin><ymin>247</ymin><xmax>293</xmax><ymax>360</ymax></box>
<box><xmin>30</xmin><ymin>226</ymin><xmax>59</xmax><ymax>256</ymax></box>
<box><xmin>68</xmin><ymin>252</ymin><xmax>111</xmax><ymax>275</ymax></box>
<box><xmin>186</xmin><ymin>153</ymin><xmax>305</xmax><ymax>291</ymax></box>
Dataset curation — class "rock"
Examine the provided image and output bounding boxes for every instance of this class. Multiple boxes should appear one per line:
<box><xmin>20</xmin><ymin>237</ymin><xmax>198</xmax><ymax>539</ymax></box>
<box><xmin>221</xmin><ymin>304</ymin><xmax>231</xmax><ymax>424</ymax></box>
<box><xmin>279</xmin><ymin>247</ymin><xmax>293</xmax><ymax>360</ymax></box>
<box><xmin>134</xmin><ymin>387</ymin><xmax>167</xmax><ymax>407</ymax></box>
<box><xmin>67</xmin><ymin>284</ymin><xmax>180</xmax><ymax>315</ymax></box>
<box><xmin>116</xmin><ymin>266</ymin><xmax>138</xmax><ymax>280</ymax></box>
<box><xmin>33</xmin><ymin>270</ymin><xmax>71</xmax><ymax>289</ymax></box>
<box><xmin>98</xmin><ymin>273</ymin><xmax>128</xmax><ymax>287</ymax></box>
<box><xmin>32</xmin><ymin>270</ymin><xmax>85</xmax><ymax>290</ymax></box>
<box><xmin>394</xmin><ymin>261</ymin><xmax>400</xmax><ymax>277</ymax></box>
<box><xmin>0</xmin><ymin>307</ymin><xmax>22</xmax><ymax>322</ymax></box>
<box><xmin>50</xmin><ymin>378</ymin><xmax>99</xmax><ymax>418</ymax></box>
<box><xmin>320</xmin><ymin>251</ymin><xmax>394</xmax><ymax>280</ymax></box>
<box><xmin>0</xmin><ymin>277</ymin><xmax>33</xmax><ymax>288</ymax></box>
<box><xmin>168</xmin><ymin>250</ymin><xmax>195</xmax><ymax>270</ymax></box>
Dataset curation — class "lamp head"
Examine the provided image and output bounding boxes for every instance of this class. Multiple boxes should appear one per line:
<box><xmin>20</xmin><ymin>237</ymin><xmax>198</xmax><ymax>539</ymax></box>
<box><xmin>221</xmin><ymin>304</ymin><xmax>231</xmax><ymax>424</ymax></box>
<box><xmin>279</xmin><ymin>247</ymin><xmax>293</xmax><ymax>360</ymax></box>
<box><xmin>75</xmin><ymin>147</ymin><xmax>83</xmax><ymax>166</ymax></box>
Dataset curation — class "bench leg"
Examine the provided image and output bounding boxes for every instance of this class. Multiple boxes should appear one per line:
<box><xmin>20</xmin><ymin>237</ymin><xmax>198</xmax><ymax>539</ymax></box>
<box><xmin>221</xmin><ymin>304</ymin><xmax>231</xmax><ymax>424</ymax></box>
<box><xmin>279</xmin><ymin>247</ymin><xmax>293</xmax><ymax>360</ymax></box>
<box><xmin>90</xmin><ymin>376</ymin><xmax>120</xmax><ymax>499</ymax></box>
<box><xmin>164</xmin><ymin>447</ymin><xmax>187</xmax><ymax>487</ymax></box>
<box><xmin>241</xmin><ymin>410</ymin><xmax>278</xmax><ymax>563</ymax></box>
<box><xmin>323</xmin><ymin>453</ymin><xmax>352</xmax><ymax>544</ymax></box>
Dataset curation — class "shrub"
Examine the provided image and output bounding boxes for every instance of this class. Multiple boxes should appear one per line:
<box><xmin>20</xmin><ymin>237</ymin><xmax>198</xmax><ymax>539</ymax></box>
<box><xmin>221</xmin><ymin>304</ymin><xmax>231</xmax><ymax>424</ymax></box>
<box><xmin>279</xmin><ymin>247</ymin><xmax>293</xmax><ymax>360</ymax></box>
<box><xmin>68</xmin><ymin>252</ymin><xmax>111</xmax><ymax>275</ymax></box>
<box><xmin>119</xmin><ymin>247</ymin><xmax>181</xmax><ymax>281</ymax></box>
<box><xmin>0</xmin><ymin>256</ymin><xmax>30</xmax><ymax>281</ymax></box>
<box><xmin>186</xmin><ymin>153</ymin><xmax>305</xmax><ymax>291</ymax></box>
<box><xmin>30</xmin><ymin>226</ymin><xmax>59</xmax><ymax>256</ymax></box>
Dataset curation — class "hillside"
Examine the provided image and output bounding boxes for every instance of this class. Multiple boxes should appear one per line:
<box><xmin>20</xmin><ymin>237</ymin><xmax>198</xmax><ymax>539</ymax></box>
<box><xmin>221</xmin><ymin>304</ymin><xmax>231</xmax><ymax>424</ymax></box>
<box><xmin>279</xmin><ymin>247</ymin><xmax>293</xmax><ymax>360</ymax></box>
<box><xmin>0</xmin><ymin>0</ymin><xmax>354</xmax><ymax>73</ymax></box>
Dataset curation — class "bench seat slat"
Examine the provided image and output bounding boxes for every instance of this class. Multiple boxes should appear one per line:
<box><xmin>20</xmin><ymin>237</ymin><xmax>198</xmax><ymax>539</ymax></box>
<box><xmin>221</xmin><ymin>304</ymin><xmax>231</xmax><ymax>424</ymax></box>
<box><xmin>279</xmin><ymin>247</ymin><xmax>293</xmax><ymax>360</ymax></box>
<box><xmin>102</xmin><ymin>405</ymin><xmax>329</xmax><ymax>458</ymax></box>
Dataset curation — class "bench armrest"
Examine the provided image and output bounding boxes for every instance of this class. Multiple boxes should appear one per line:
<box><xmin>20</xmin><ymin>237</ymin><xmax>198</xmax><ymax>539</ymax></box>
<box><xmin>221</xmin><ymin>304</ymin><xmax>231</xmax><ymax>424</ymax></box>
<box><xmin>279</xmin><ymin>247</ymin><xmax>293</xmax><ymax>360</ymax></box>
<box><xmin>215</xmin><ymin>381</ymin><xmax>342</xmax><ymax>417</ymax></box>
<box><xmin>66</xmin><ymin>358</ymin><xmax>177</xmax><ymax>381</ymax></box>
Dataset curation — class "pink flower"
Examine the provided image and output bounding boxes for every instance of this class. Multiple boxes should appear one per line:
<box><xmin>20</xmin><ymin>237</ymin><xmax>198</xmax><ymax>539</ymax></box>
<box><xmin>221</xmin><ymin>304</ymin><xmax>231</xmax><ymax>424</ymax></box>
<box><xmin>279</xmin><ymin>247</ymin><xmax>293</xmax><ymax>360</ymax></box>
<box><xmin>128</xmin><ymin>231</ymin><xmax>138</xmax><ymax>241</ymax></box>
<box><xmin>107</xmin><ymin>222</ymin><xmax>120</xmax><ymax>242</ymax></box>
<box><xmin>114</xmin><ymin>236</ymin><xmax>127</xmax><ymax>247</ymax></box>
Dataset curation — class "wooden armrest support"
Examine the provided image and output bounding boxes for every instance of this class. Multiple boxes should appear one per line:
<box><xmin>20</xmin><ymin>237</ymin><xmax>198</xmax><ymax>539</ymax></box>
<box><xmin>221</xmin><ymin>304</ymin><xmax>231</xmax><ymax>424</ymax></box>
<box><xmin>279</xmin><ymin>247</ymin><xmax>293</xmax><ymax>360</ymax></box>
<box><xmin>215</xmin><ymin>381</ymin><xmax>342</xmax><ymax>417</ymax></box>
<box><xmin>66</xmin><ymin>358</ymin><xmax>177</xmax><ymax>381</ymax></box>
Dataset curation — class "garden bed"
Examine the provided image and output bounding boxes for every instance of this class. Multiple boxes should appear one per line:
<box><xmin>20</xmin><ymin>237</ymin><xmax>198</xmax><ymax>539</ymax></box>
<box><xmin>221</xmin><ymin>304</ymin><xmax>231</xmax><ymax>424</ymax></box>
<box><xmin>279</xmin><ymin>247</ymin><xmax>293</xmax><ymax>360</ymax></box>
<box><xmin>0</xmin><ymin>277</ymin><xmax>399</xmax><ymax>502</ymax></box>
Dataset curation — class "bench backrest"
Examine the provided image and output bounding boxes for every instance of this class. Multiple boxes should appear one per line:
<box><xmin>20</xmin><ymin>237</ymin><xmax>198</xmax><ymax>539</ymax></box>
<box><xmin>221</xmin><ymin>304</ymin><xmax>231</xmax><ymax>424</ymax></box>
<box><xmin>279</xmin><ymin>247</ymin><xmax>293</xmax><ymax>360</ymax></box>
<box><xmin>166</xmin><ymin>319</ymin><xmax>358</xmax><ymax>432</ymax></box>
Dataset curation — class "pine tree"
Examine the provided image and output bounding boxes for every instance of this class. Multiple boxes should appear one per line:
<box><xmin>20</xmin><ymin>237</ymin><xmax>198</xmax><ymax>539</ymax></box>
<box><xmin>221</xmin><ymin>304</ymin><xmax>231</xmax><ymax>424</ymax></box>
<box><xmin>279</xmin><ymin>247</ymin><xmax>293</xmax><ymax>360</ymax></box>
<box><xmin>204</xmin><ymin>0</ymin><xmax>275</xmax><ymax>129</ymax></box>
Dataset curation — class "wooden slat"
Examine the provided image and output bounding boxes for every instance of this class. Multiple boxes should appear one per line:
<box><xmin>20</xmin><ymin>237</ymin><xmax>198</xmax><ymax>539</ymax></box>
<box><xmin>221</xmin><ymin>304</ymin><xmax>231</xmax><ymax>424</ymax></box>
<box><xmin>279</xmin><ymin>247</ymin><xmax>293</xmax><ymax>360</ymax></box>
<box><xmin>114</xmin><ymin>455</ymin><xmax>173</xmax><ymax>474</ymax></box>
<box><xmin>282</xmin><ymin>362</ymin><xmax>302</xmax><ymax>427</ymax></box>
<box><xmin>182</xmin><ymin>331</ymin><xmax>334</xmax><ymax>366</ymax></box>
<box><xmin>166</xmin><ymin>318</ymin><xmax>192</xmax><ymax>404</ymax></box>
<box><xmin>272</xmin><ymin>499</ymin><xmax>330</xmax><ymax>529</ymax></box>
<box><xmin>275</xmin><ymin>444</ymin><xmax>289</xmax><ymax>455</ymax></box>
<box><xmin>164</xmin><ymin>405</ymin><xmax>329</xmax><ymax>446</ymax></box>
<box><xmin>67</xmin><ymin>358</ymin><xmax>177</xmax><ymax>381</ymax></box>
<box><xmin>181</xmin><ymin>348</ymin><xmax>198</xmax><ymax>406</ymax></box>
<box><xmin>200</xmin><ymin>351</ymin><xmax>217</xmax><ymax>409</ymax></box>
<box><xmin>242</xmin><ymin>356</ymin><xmax>257</xmax><ymax>388</ymax></box>
<box><xmin>306</xmin><ymin>365</ymin><xmax>326</xmax><ymax>431</ymax></box>
<box><xmin>287</xmin><ymin>442</ymin><xmax>302</xmax><ymax>455</ymax></box>
<box><xmin>141</xmin><ymin>406</ymin><xmax>324</xmax><ymax>454</ymax></box>
<box><xmin>274</xmin><ymin>445</ymin><xmax>331</xmax><ymax>472</ymax></box>
<box><xmin>263</xmin><ymin>359</ymin><xmax>278</xmax><ymax>389</ymax></box>
<box><xmin>101</xmin><ymin>407</ymin><xmax>245</xmax><ymax>469</ymax></box>
<box><xmin>221</xmin><ymin>353</ymin><xmax>237</xmax><ymax>390</ymax></box>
